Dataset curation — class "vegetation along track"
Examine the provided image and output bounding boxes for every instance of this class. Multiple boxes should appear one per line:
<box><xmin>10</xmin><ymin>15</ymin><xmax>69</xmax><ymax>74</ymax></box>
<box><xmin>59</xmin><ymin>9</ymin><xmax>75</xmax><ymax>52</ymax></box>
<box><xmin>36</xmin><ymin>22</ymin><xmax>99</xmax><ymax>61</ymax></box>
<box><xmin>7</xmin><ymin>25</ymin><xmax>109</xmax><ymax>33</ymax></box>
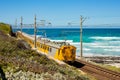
<box><xmin>68</xmin><ymin>59</ymin><xmax>120</xmax><ymax>80</ymax></box>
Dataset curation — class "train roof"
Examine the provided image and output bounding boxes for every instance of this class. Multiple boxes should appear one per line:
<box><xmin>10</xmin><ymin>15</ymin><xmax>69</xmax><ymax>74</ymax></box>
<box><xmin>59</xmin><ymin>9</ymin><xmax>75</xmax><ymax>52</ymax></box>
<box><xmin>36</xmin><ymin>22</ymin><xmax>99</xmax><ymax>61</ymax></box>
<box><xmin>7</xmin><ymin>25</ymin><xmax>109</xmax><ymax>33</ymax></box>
<box><xmin>37</xmin><ymin>37</ymin><xmax>71</xmax><ymax>48</ymax></box>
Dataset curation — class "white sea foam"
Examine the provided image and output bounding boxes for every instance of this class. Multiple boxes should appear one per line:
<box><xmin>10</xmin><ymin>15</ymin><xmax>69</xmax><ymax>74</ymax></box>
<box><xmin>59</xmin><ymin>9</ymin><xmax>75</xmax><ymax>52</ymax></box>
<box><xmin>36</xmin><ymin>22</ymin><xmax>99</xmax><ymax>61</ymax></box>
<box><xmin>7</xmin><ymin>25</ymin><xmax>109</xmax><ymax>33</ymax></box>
<box><xmin>50</xmin><ymin>40</ymin><xmax>73</xmax><ymax>43</ymax></box>
<box><xmin>104</xmin><ymin>49</ymin><xmax>120</xmax><ymax>52</ymax></box>
<box><xmin>83</xmin><ymin>48</ymin><xmax>91</xmax><ymax>51</ymax></box>
<box><xmin>108</xmin><ymin>41</ymin><xmax>120</xmax><ymax>45</ymax></box>
<box><xmin>83</xmin><ymin>42</ymin><xmax>104</xmax><ymax>46</ymax></box>
<box><xmin>73</xmin><ymin>41</ymin><xmax>120</xmax><ymax>56</ymax></box>
<box><xmin>90</xmin><ymin>36</ymin><xmax>120</xmax><ymax>40</ymax></box>
<box><xmin>70</xmin><ymin>42</ymin><xmax>81</xmax><ymax>49</ymax></box>
<box><xmin>91</xmin><ymin>45</ymin><xmax>120</xmax><ymax>49</ymax></box>
<box><xmin>70</xmin><ymin>42</ymin><xmax>80</xmax><ymax>45</ymax></box>
<box><xmin>83</xmin><ymin>53</ymin><xmax>99</xmax><ymax>56</ymax></box>
<box><xmin>76</xmin><ymin>52</ymin><xmax>111</xmax><ymax>57</ymax></box>
<box><xmin>36</xmin><ymin>35</ymin><xmax>44</xmax><ymax>38</ymax></box>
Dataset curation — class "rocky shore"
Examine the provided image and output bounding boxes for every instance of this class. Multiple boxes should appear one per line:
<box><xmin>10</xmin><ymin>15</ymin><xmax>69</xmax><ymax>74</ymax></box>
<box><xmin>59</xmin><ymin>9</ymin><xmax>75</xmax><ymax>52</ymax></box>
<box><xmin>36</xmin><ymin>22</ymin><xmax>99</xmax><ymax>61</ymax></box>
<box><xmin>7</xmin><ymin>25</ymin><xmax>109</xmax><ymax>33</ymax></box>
<box><xmin>85</xmin><ymin>56</ymin><xmax>120</xmax><ymax>63</ymax></box>
<box><xmin>84</xmin><ymin>56</ymin><xmax>120</xmax><ymax>68</ymax></box>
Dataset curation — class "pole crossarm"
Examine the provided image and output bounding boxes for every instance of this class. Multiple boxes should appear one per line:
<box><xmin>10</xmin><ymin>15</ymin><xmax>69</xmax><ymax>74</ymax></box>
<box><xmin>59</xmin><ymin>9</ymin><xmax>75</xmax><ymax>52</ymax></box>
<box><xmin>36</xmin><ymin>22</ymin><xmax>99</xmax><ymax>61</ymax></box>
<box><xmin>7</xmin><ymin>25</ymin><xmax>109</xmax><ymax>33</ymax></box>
<box><xmin>22</xmin><ymin>24</ymin><xmax>34</xmax><ymax>27</ymax></box>
<box><xmin>82</xmin><ymin>17</ymin><xmax>87</xmax><ymax>23</ymax></box>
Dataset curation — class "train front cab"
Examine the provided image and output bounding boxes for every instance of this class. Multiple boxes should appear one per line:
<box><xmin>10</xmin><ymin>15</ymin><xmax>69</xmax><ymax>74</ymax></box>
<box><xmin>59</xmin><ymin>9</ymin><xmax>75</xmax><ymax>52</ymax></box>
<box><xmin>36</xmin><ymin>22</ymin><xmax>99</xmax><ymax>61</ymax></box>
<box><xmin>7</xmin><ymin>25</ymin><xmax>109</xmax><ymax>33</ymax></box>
<box><xmin>54</xmin><ymin>45</ymin><xmax>76</xmax><ymax>63</ymax></box>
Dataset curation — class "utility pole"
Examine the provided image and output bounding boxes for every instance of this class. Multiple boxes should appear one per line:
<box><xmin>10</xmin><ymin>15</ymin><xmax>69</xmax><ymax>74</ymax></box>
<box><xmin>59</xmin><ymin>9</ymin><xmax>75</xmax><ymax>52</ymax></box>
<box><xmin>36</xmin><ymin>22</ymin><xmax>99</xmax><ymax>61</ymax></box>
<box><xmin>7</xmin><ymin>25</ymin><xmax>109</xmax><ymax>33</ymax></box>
<box><xmin>34</xmin><ymin>15</ymin><xmax>37</xmax><ymax>48</ymax></box>
<box><xmin>15</xmin><ymin>19</ymin><xmax>17</xmax><ymax>28</ymax></box>
<box><xmin>15</xmin><ymin>19</ymin><xmax>17</xmax><ymax>32</ymax></box>
<box><xmin>80</xmin><ymin>16</ymin><xmax>87</xmax><ymax>58</ymax></box>
<box><xmin>20</xmin><ymin>16</ymin><xmax>23</xmax><ymax>33</ymax></box>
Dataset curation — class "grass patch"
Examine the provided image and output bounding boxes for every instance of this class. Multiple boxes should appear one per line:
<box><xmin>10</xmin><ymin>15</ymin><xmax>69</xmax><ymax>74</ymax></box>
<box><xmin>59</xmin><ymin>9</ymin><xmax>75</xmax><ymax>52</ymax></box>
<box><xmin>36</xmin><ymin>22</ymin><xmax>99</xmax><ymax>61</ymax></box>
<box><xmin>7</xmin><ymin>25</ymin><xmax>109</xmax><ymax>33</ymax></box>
<box><xmin>0</xmin><ymin>23</ymin><xmax>12</xmax><ymax>34</ymax></box>
<box><xmin>99</xmin><ymin>64</ymin><xmax>120</xmax><ymax>73</ymax></box>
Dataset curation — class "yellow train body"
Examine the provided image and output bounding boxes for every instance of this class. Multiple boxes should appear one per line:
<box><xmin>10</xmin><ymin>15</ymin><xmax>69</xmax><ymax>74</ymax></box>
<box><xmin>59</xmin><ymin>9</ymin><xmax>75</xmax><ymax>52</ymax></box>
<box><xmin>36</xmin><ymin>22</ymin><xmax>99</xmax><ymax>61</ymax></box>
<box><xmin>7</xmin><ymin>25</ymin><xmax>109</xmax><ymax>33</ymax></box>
<box><xmin>16</xmin><ymin>31</ymin><xmax>76</xmax><ymax>62</ymax></box>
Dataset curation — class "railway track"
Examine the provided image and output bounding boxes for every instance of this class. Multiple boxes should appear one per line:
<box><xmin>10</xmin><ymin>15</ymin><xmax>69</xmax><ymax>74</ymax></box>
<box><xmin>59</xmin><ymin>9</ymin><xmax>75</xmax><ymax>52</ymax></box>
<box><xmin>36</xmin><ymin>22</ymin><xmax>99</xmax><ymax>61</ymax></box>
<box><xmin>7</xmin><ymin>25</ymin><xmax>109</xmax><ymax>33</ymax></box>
<box><xmin>69</xmin><ymin>59</ymin><xmax>120</xmax><ymax>80</ymax></box>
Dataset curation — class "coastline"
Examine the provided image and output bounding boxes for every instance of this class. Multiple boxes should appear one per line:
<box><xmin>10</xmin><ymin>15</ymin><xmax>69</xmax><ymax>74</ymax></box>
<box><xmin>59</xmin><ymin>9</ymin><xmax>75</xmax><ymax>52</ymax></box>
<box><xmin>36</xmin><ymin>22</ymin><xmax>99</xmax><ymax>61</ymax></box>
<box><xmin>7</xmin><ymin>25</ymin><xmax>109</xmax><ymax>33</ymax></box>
<box><xmin>13</xmin><ymin>28</ymin><xmax>120</xmax><ymax>58</ymax></box>
<box><xmin>79</xmin><ymin>56</ymin><xmax>120</xmax><ymax>68</ymax></box>
<box><xmin>0</xmin><ymin>23</ymin><xmax>93</xmax><ymax>80</ymax></box>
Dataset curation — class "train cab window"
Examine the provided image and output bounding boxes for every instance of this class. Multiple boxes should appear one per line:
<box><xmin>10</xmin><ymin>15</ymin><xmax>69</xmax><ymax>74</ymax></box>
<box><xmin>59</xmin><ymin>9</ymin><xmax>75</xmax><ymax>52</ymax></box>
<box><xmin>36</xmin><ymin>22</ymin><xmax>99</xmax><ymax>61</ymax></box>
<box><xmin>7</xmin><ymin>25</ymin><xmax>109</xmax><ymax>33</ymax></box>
<box><xmin>62</xmin><ymin>49</ymin><xmax>65</xmax><ymax>53</ymax></box>
<box><xmin>72</xmin><ymin>49</ymin><xmax>75</xmax><ymax>54</ymax></box>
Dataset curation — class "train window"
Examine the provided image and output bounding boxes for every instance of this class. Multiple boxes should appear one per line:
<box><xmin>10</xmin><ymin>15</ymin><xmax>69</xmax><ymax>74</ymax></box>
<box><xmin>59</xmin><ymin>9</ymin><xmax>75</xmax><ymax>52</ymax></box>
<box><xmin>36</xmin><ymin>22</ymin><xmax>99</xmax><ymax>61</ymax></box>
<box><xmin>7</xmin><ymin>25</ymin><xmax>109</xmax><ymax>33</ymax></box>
<box><xmin>72</xmin><ymin>49</ymin><xmax>75</xmax><ymax>54</ymax></box>
<box><xmin>58</xmin><ymin>49</ymin><xmax>60</xmax><ymax>55</ymax></box>
<box><xmin>44</xmin><ymin>46</ymin><xmax>46</xmax><ymax>49</ymax></box>
<box><xmin>47</xmin><ymin>47</ymin><xmax>49</xmax><ymax>51</ymax></box>
<box><xmin>51</xmin><ymin>48</ymin><xmax>52</xmax><ymax>52</ymax></box>
<box><xmin>44</xmin><ymin>46</ymin><xmax>45</xmax><ymax>49</ymax></box>
<box><xmin>37</xmin><ymin>44</ymin><xmax>39</xmax><ymax>47</ymax></box>
<box><xmin>43</xmin><ymin>46</ymin><xmax>44</xmax><ymax>49</ymax></box>
<box><xmin>62</xmin><ymin>49</ymin><xmax>65</xmax><ymax>53</ymax></box>
<box><xmin>45</xmin><ymin>46</ymin><xmax>46</xmax><ymax>49</ymax></box>
<box><xmin>49</xmin><ymin>48</ymin><xmax>52</xmax><ymax>52</ymax></box>
<box><xmin>46</xmin><ymin>46</ymin><xmax>47</xmax><ymax>50</ymax></box>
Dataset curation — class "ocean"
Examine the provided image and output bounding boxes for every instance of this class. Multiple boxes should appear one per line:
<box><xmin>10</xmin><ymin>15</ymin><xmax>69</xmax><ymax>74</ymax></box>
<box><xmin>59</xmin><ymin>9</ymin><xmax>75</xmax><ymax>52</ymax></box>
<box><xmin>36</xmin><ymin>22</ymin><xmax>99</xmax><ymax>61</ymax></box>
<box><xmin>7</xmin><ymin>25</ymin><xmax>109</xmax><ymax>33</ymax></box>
<box><xmin>13</xmin><ymin>27</ymin><xmax>120</xmax><ymax>57</ymax></box>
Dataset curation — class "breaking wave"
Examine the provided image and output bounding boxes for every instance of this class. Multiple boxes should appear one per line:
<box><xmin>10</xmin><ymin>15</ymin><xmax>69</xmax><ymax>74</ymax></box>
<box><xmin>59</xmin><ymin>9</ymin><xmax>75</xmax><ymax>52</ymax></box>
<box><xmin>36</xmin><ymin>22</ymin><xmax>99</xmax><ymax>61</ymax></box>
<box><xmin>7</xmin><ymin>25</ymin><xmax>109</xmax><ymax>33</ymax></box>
<box><xmin>90</xmin><ymin>36</ymin><xmax>120</xmax><ymax>40</ymax></box>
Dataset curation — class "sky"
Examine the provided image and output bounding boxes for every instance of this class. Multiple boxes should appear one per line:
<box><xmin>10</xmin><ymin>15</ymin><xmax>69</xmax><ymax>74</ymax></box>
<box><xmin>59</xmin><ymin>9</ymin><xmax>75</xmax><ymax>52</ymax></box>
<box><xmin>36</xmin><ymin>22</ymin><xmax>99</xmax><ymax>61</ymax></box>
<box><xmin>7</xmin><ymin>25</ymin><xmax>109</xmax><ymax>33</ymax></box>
<box><xmin>0</xmin><ymin>0</ymin><xmax>120</xmax><ymax>27</ymax></box>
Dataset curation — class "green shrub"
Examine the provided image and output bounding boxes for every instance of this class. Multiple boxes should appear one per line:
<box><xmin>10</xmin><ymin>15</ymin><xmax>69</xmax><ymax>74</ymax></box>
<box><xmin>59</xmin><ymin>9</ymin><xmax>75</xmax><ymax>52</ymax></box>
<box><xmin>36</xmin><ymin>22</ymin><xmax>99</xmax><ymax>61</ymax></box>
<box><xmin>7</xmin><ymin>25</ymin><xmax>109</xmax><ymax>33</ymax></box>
<box><xmin>0</xmin><ymin>23</ymin><xmax>12</xmax><ymax>34</ymax></box>
<box><xmin>0</xmin><ymin>26</ymin><xmax>92</xmax><ymax>80</ymax></box>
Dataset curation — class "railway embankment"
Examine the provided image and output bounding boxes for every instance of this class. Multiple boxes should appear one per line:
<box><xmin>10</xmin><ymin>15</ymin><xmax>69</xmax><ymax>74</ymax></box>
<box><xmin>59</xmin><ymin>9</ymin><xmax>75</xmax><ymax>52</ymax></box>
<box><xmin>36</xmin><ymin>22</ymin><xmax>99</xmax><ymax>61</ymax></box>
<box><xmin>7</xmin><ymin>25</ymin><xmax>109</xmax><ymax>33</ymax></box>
<box><xmin>69</xmin><ymin>59</ymin><xmax>120</xmax><ymax>80</ymax></box>
<box><xmin>84</xmin><ymin>56</ymin><xmax>120</xmax><ymax>72</ymax></box>
<box><xmin>0</xmin><ymin>23</ymin><xmax>94</xmax><ymax>80</ymax></box>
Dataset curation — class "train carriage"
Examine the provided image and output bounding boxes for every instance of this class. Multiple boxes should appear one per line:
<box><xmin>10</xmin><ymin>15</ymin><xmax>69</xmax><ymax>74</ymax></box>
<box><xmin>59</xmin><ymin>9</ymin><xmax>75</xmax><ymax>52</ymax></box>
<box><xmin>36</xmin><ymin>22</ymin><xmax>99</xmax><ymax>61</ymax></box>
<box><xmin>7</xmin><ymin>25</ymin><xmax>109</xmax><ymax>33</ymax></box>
<box><xmin>16</xmin><ymin>31</ymin><xmax>76</xmax><ymax>62</ymax></box>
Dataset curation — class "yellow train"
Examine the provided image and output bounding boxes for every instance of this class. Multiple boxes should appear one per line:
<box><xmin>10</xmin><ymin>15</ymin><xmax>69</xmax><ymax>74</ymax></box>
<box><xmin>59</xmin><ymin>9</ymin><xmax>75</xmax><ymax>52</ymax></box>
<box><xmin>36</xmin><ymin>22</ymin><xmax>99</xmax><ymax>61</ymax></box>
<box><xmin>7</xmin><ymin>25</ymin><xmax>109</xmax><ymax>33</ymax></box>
<box><xmin>16</xmin><ymin>31</ymin><xmax>76</xmax><ymax>62</ymax></box>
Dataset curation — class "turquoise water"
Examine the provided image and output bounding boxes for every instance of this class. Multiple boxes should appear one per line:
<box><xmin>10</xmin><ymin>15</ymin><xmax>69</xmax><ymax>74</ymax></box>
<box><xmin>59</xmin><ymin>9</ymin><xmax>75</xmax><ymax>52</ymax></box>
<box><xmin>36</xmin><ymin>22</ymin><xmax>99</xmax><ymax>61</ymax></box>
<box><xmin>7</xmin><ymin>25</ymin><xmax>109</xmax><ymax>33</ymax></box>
<box><xmin>14</xmin><ymin>28</ymin><xmax>120</xmax><ymax>56</ymax></box>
